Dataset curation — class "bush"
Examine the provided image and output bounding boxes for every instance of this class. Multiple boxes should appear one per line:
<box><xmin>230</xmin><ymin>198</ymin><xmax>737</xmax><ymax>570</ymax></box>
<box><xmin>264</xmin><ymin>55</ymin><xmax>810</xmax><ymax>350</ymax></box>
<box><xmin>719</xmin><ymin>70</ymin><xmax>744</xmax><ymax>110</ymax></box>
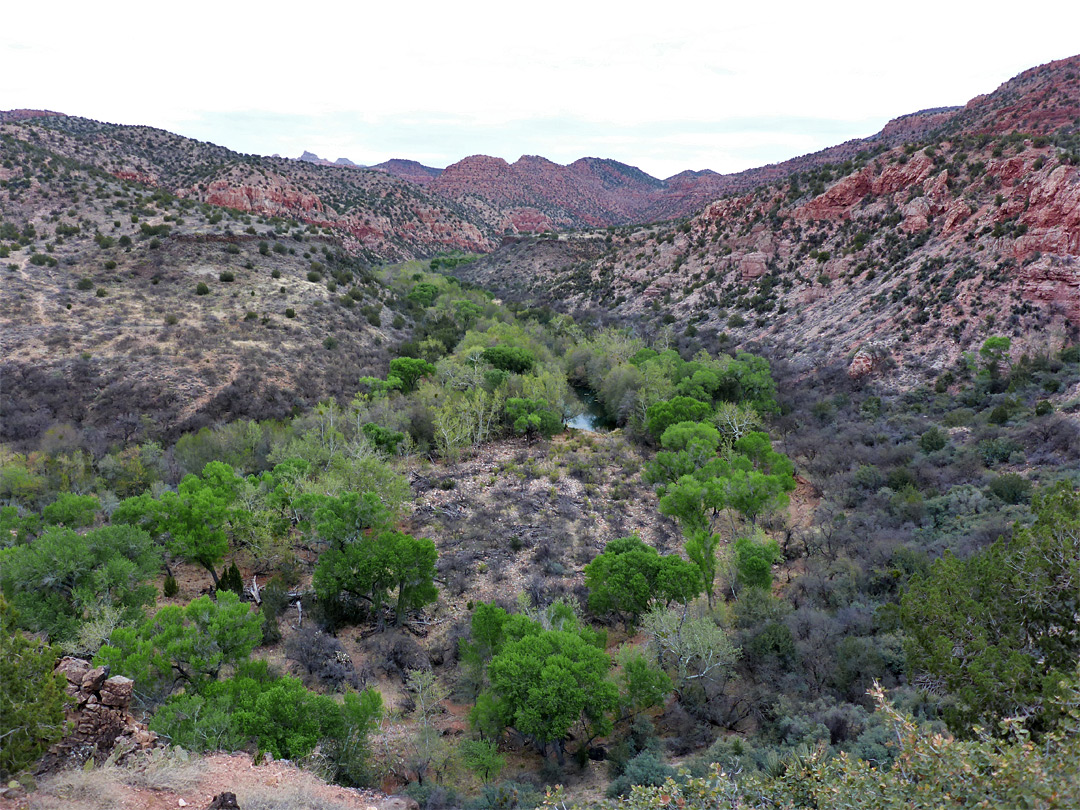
<box><xmin>0</xmin><ymin>597</ymin><xmax>71</xmax><ymax>778</ymax></box>
<box><xmin>607</xmin><ymin>750</ymin><xmax>676</xmax><ymax>798</ymax></box>
<box><xmin>219</xmin><ymin>270</ymin><xmax>235</xmax><ymax>282</ymax></box>
<box><xmin>988</xmin><ymin>473</ymin><xmax>1031</xmax><ymax>505</ymax></box>
<box><xmin>196</xmin><ymin>282</ymin><xmax>210</xmax><ymax>295</ymax></box>
<box><xmin>1</xmin><ymin>525</ymin><xmax>160</xmax><ymax>644</ymax></box>
<box><xmin>285</xmin><ymin>308</ymin><xmax>296</xmax><ymax>318</ymax></box>
<box><xmin>919</xmin><ymin>426</ymin><xmax>948</xmax><ymax>453</ymax></box>
<box><xmin>76</xmin><ymin>277</ymin><xmax>94</xmax><ymax>290</ymax></box>
<box><xmin>163</xmin><ymin>574</ymin><xmax>179</xmax><ymax>598</ymax></box>
<box><xmin>41</xmin><ymin>492</ymin><xmax>99</xmax><ymax>527</ymax></box>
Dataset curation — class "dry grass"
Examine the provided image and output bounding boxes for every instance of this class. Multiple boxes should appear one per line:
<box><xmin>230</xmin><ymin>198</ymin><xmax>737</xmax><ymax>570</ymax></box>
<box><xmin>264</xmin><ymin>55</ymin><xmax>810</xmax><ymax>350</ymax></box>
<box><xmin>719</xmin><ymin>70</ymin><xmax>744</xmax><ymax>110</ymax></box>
<box><xmin>119</xmin><ymin>747</ymin><xmax>203</xmax><ymax>792</ymax></box>
<box><xmin>237</xmin><ymin>784</ymin><xmax>358</xmax><ymax>810</ymax></box>
<box><xmin>30</xmin><ymin>766</ymin><xmax>126</xmax><ymax>810</ymax></box>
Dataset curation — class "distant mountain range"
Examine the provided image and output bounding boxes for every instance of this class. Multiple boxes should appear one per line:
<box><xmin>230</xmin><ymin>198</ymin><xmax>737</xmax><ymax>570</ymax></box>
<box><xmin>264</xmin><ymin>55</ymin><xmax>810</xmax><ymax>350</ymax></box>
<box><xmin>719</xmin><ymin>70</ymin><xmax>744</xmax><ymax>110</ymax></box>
<box><xmin>296</xmin><ymin>104</ymin><xmax>970</xmax><ymax>232</ymax></box>
<box><xmin>2</xmin><ymin>54</ymin><xmax>1077</xmax><ymax>443</ymax></box>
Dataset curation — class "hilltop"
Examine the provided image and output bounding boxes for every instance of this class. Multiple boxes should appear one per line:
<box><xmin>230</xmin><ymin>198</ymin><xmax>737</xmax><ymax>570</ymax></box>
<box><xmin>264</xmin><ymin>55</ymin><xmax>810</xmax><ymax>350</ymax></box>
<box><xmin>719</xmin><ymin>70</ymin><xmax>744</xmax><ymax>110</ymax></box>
<box><xmin>451</xmin><ymin>55</ymin><xmax>1080</xmax><ymax>381</ymax></box>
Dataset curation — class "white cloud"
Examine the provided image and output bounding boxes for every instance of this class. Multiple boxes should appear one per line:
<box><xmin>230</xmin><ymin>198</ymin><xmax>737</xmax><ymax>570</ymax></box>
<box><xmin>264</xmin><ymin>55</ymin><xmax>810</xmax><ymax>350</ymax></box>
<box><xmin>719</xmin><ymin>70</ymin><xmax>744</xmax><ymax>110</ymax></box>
<box><xmin>2</xmin><ymin>0</ymin><xmax>1078</xmax><ymax>176</ymax></box>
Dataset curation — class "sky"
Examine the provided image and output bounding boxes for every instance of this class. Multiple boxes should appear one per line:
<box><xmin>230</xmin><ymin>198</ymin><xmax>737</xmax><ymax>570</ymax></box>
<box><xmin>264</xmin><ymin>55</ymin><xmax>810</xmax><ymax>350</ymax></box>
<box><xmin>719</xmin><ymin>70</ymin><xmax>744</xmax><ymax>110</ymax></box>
<box><xmin>3</xmin><ymin>1</ymin><xmax>1079</xmax><ymax>179</ymax></box>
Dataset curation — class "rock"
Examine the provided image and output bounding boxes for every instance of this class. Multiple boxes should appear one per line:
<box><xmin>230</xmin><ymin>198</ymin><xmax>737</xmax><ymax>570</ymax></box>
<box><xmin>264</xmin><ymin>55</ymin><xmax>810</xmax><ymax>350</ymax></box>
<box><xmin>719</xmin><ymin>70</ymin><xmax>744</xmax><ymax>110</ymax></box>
<box><xmin>848</xmin><ymin>349</ymin><xmax>884</xmax><ymax>379</ymax></box>
<box><xmin>739</xmin><ymin>252</ymin><xmax>769</xmax><ymax>280</ymax></box>
<box><xmin>99</xmin><ymin>676</ymin><xmax>134</xmax><ymax>708</ymax></box>
<box><xmin>56</xmin><ymin>657</ymin><xmax>91</xmax><ymax>689</ymax></box>
<box><xmin>206</xmin><ymin>793</ymin><xmax>240</xmax><ymax>810</ymax></box>
<box><xmin>80</xmin><ymin>666</ymin><xmax>110</xmax><ymax>695</ymax></box>
<box><xmin>377</xmin><ymin>797</ymin><xmax>420</xmax><ymax>810</ymax></box>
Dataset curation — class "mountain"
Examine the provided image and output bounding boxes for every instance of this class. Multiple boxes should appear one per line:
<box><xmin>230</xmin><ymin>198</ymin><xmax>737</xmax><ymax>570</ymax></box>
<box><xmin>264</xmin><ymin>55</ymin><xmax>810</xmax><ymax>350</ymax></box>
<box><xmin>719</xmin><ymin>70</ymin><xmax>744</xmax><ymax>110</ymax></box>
<box><xmin>18</xmin><ymin>121</ymin><xmax>497</xmax><ymax>261</ymax></box>
<box><xmin>0</xmin><ymin>120</ymin><xmax>463</xmax><ymax>445</ymax></box>
<box><xmin>449</xmin><ymin>55</ymin><xmax>1080</xmax><ymax>380</ymax></box>
<box><xmin>3</xmin><ymin>55</ymin><xmax>1077</xmax><ymax>444</ymax></box>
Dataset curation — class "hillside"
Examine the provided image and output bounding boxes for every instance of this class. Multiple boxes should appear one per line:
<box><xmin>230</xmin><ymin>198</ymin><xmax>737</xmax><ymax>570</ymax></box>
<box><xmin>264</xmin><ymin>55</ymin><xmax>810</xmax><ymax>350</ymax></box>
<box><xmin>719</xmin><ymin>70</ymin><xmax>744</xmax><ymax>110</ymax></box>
<box><xmin>6</xmin><ymin>116</ymin><xmax>497</xmax><ymax>260</ymax></box>
<box><xmin>452</xmin><ymin>55</ymin><xmax>1080</xmax><ymax>381</ymax></box>
<box><xmin>0</xmin><ymin>127</ymin><xmax>440</xmax><ymax>446</ymax></box>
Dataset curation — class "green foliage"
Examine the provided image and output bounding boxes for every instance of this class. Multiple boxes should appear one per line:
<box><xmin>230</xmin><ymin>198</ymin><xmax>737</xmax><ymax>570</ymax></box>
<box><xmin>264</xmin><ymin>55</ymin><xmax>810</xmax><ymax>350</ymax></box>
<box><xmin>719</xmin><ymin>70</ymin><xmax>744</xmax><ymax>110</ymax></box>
<box><xmin>96</xmin><ymin>590</ymin><xmax>262</xmax><ymax>698</ymax></box>
<box><xmin>163</xmin><ymin>574</ymin><xmax>179</xmax><ymax>598</ymax></box>
<box><xmin>41</xmin><ymin>492</ymin><xmax>99</xmax><ymax>528</ymax></box>
<box><xmin>219</xmin><ymin>561</ymin><xmax>244</xmax><ymax>596</ymax></box>
<box><xmin>0</xmin><ymin>525</ymin><xmax>161</xmax><ymax>644</ymax></box>
<box><xmin>615</xmin><ymin>648</ymin><xmax>672</xmax><ymax>718</ymax></box>
<box><xmin>361</xmin><ymin>422</ymin><xmax>405</xmax><ymax>455</ymax></box>
<box><xmin>389</xmin><ymin>357</ymin><xmax>436</xmax><ymax>393</ymax></box>
<box><xmin>460</xmin><ymin>738</ymin><xmax>505</xmax><ymax>783</ymax></box>
<box><xmin>196</xmin><ymin>282</ymin><xmax>210</xmax><ymax>295</ymax></box>
<box><xmin>585</xmin><ymin>535</ymin><xmax>700</xmax><ymax>625</ymax></box>
<box><xmin>407</xmin><ymin>282</ymin><xmax>440</xmax><ymax>307</ymax></box>
<box><xmin>482</xmin><ymin>616</ymin><xmax>618</xmax><ymax>759</ymax></box>
<box><xmin>988</xmin><ymin>473</ymin><xmax>1032</xmax><ymax>505</ymax></box>
<box><xmin>152</xmin><ymin>660</ymin><xmax>383</xmax><ymax>767</ymax></box>
<box><xmin>645</xmin><ymin>397</ymin><xmax>714</xmax><ymax>442</ymax></box>
<box><xmin>734</xmin><ymin>533</ymin><xmax>781</xmax><ymax>590</ymax></box>
<box><xmin>979</xmin><ymin>335</ymin><xmax>1011</xmax><ymax>376</ymax></box>
<box><xmin>545</xmin><ymin>679</ymin><xmax>1080</xmax><ymax>809</ymax></box>
<box><xmin>902</xmin><ymin>483</ymin><xmax>1080</xmax><ymax>734</ymax></box>
<box><xmin>482</xmin><ymin>345</ymin><xmax>536</xmax><ymax>374</ymax></box>
<box><xmin>0</xmin><ymin>597</ymin><xmax>71</xmax><ymax>778</ymax></box>
<box><xmin>314</xmin><ymin>526</ymin><xmax>438</xmax><ymax>627</ymax></box>
<box><xmin>113</xmin><ymin>461</ymin><xmax>242</xmax><ymax>588</ymax></box>
<box><xmin>918</xmin><ymin>426</ymin><xmax>948</xmax><ymax>454</ymax></box>
<box><xmin>504</xmin><ymin>397</ymin><xmax>562</xmax><ymax>440</ymax></box>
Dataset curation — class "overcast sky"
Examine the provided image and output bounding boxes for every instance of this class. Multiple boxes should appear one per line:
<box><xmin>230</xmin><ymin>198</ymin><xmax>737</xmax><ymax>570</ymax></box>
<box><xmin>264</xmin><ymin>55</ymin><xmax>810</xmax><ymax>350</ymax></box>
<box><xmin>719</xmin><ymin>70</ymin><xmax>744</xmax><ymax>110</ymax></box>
<box><xmin>3</xmin><ymin>1</ymin><xmax>1078</xmax><ymax>179</ymax></box>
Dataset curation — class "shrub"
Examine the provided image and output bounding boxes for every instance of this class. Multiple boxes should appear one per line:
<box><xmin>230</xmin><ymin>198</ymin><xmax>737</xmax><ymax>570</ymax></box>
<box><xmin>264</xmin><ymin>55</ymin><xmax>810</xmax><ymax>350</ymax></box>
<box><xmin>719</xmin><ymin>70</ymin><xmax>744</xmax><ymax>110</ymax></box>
<box><xmin>307</xmin><ymin>270</ymin><xmax>322</xmax><ymax>282</ymax></box>
<box><xmin>285</xmin><ymin>308</ymin><xmax>296</xmax><ymax>318</ymax></box>
<box><xmin>76</xmin><ymin>277</ymin><xmax>94</xmax><ymax>290</ymax></box>
<box><xmin>41</xmin><ymin>492</ymin><xmax>99</xmax><ymax>527</ymax></box>
<box><xmin>1</xmin><ymin>525</ymin><xmax>160</xmax><ymax>644</ymax></box>
<box><xmin>163</xmin><ymin>574</ymin><xmax>179</xmax><ymax>598</ymax></box>
<box><xmin>919</xmin><ymin>426</ymin><xmax>948</xmax><ymax>453</ymax></box>
<box><xmin>196</xmin><ymin>282</ymin><xmax>210</xmax><ymax>295</ymax></box>
<box><xmin>988</xmin><ymin>473</ymin><xmax>1031</xmax><ymax>505</ymax></box>
<box><xmin>0</xmin><ymin>598</ymin><xmax>71</xmax><ymax>778</ymax></box>
<box><xmin>219</xmin><ymin>270</ymin><xmax>235</xmax><ymax>282</ymax></box>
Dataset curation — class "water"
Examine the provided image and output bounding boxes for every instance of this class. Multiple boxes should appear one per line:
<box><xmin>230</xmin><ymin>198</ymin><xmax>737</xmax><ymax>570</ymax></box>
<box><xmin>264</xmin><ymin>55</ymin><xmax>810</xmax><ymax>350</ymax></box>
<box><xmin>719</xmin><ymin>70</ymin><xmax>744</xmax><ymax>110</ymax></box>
<box><xmin>566</xmin><ymin>387</ymin><xmax>614</xmax><ymax>432</ymax></box>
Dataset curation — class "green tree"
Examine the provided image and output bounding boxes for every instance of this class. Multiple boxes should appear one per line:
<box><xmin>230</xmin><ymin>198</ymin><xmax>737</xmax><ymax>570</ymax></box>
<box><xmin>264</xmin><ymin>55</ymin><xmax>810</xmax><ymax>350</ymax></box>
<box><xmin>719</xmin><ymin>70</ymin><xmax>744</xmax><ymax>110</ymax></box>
<box><xmin>41</xmin><ymin>492</ymin><xmax>99</xmax><ymax>527</ymax></box>
<box><xmin>389</xmin><ymin>357</ymin><xmax>436</xmax><ymax>393</ymax></box>
<box><xmin>484</xmin><ymin>621</ymin><xmax>618</xmax><ymax>764</ymax></box>
<box><xmin>112</xmin><ymin>461</ymin><xmax>242</xmax><ymax>589</ymax></box>
<box><xmin>585</xmin><ymin>536</ymin><xmax>700</xmax><ymax>626</ymax></box>
<box><xmin>645</xmin><ymin>397</ymin><xmax>714</xmax><ymax>442</ymax></box>
<box><xmin>902</xmin><ymin>483</ymin><xmax>1080</xmax><ymax>734</ymax></box>
<box><xmin>0</xmin><ymin>525</ymin><xmax>161</xmax><ymax>643</ymax></box>
<box><xmin>314</xmin><ymin>529</ymin><xmax>438</xmax><ymax>627</ymax></box>
<box><xmin>0</xmin><ymin>597</ymin><xmax>71</xmax><ymax>778</ymax></box>
<box><xmin>96</xmin><ymin>590</ymin><xmax>261</xmax><ymax>698</ymax></box>
<box><xmin>733</xmin><ymin>532</ymin><xmax>781</xmax><ymax>589</ymax></box>
<box><xmin>979</xmin><ymin>335</ymin><xmax>1012</xmax><ymax>377</ymax></box>
<box><xmin>504</xmin><ymin>397</ymin><xmax>562</xmax><ymax>440</ymax></box>
<box><xmin>685</xmin><ymin>530</ymin><xmax>723</xmax><ymax>607</ymax></box>
<box><xmin>482</xmin><ymin>345</ymin><xmax>535</xmax><ymax>374</ymax></box>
